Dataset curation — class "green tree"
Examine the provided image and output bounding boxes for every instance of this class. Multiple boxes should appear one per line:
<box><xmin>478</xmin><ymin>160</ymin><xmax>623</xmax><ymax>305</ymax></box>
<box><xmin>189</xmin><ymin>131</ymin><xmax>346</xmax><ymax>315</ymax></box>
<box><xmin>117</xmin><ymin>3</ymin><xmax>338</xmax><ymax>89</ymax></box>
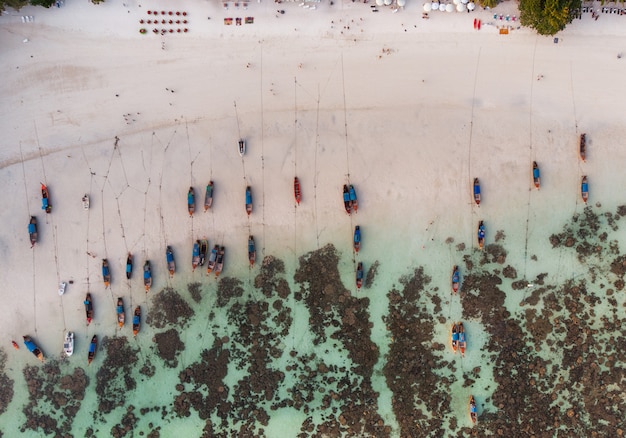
<box><xmin>0</xmin><ymin>0</ymin><xmax>29</xmax><ymax>12</ymax></box>
<box><xmin>479</xmin><ymin>0</ymin><xmax>499</xmax><ymax>9</ymax></box>
<box><xmin>520</xmin><ymin>0</ymin><xmax>581</xmax><ymax>35</ymax></box>
<box><xmin>29</xmin><ymin>0</ymin><xmax>55</xmax><ymax>7</ymax></box>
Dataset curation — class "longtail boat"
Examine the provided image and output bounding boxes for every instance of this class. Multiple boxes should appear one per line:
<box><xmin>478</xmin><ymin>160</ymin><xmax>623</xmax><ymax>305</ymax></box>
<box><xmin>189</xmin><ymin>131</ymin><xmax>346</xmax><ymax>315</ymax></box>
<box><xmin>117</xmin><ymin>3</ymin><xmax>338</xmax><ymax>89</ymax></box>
<box><xmin>188</xmin><ymin>187</ymin><xmax>195</xmax><ymax>216</ymax></box>
<box><xmin>356</xmin><ymin>262</ymin><xmax>364</xmax><ymax>289</ymax></box>
<box><xmin>192</xmin><ymin>241</ymin><xmax>200</xmax><ymax>271</ymax></box>
<box><xmin>82</xmin><ymin>194</ymin><xmax>90</xmax><ymax>210</ymax></box>
<box><xmin>23</xmin><ymin>335</ymin><xmax>44</xmax><ymax>362</ymax></box>
<box><xmin>473</xmin><ymin>178</ymin><xmax>481</xmax><ymax>205</ymax></box>
<box><xmin>581</xmin><ymin>176</ymin><xmax>589</xmax><ymax>204</ymax></box>
<box><xmin>451</xmin><ymin>322</ymin><xmax>459</xmax><ymax>353</ymax></box>
<box><xmin>132</xmin><ymin>306</ymin><xmax>141</xmax><ymax>336</ymax></box>
<box><xmin>143</xmin><ymin>261</ymin><xmax>152</xmax><ymax>291</ymax></box>
<box><xmin>207</xmin><ymin>245</ymin><xmax>218</xmax><ymax>274</ymax></box>
<box><xmin>469</xmin><ymin>395</ymin><xmax>478</xmax><ymax>424</ymax></box>
<box><xmin>452</xmin><ymin>265</ymin><xmax>460</xmax><ymax>294</ymax></box>
<box><xmin>84</xmin><ymin>293</ymin><xmax>93</xmax><ymax>325</ymax></box>
<box><xmin>477</xmin><ymin>221</ymin><xmax>485</xmax><ymax>250</ymax></box>
<box><xmin>353</xmin><ymin>225</ymin><xmax>361</xmax><ymax>253</ymax></box>
<box><xmin>294</xmin><ymin>177</ymin><xmax>302</xmax><ymax>205</ymax></box>
<box><xmin>63</xmin><ymin>332</ymin><xmax>74</xmax><ymax>357</ymax></box>
<box><xmin>238</xmin><ymin>139</ymin><xmax>246</xmax><ymax>157</ymax></box>
<box><xmin>102</xmin><ymin>259</ymin><xmax>111</xmax><ymax>288</ymax></box>
<box><xmin>199</xmin><ymin>239</ymin><xmax>208</xmax><ymax>266</ymax></box>
<box><xmin>248</xmin><ymin>236</ymin><xmax>256</xmax><ymax>266</ymax></box>
<box><xmin>117</xmin><ymin>298</ymin><xmax>125</xmax><ymax>327</ymax></box>
<box><xmin>215</xmin><ymin>246</ymin><xmax>225</xmax><ymax>277</ymax></box>
<box><xmin>458</xmin><ymin>322</ymin><xmax>467</xmax><ymax>357</ymax></box>
<box><xmin>28</xmin><ymin>216</ymin><xmax>37</xmax><ymax>248</ymax></box>
<box><xmin>245</xmin><ymin>186</ymin><xmax>252</xmax><ymax>215</ymax></box>
<box><xmin>12</xmin><ymin>340</ymin><xmax>19</xmax><ymax>350</ymax></box>
<box><xmin>532</xmin><ymin>162</ymin><xmax>540</xmax><ymax>189</ymax></box>
<box><xmin>349</xmin><ymin>185</ymin><xmax>358</xmax><ymax>213</ymax></box>
<box><xmin>166</xmin><ymin>246</ymin><xmax>176</xmax><ymax>277</ymax></box>
<box><xmin>343</xmin><ymin>185</ymin><xmax>351</xmax><ymax>214</ymax></box>
<box><xmin>579</xmin><ymin>133</ymin><xmax>586</xmax><ymax>162</ymax></box>
<box><xmin>87</xmin><ymin>335</ymin><xmax>97</xmax><ymax>365</ymax></box>
<box><xmin>41</xmin><ymin>183</ymin><xmax>51</xmax><ymax>213</ymax></box>
<box><xmin>126</xmin><ymin>253</ymin><xmax>133</xmax><ymax>279</ymax></box>
<box><xmin>204</xmin><ymin>181</ymin><xmax>214</xmax><ymax>211</ymax></box>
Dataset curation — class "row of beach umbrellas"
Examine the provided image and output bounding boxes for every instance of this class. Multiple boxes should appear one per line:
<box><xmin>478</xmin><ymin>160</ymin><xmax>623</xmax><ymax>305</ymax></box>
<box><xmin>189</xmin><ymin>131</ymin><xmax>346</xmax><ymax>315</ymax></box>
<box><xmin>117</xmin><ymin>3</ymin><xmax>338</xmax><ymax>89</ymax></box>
<box><xmin>423</xmin><ymin>0</ymin><xmax>475</xmax><ymax>12</ymax></box>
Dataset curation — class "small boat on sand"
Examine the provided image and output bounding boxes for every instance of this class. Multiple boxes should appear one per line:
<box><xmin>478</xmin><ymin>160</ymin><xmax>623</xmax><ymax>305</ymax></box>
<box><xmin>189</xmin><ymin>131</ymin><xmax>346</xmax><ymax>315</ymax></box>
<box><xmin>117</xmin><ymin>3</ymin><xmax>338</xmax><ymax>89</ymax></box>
<box><xmin>58</xmin><ymin>281</ymin><xmax>67</xmax><ymax>296</ymax></box>
<box><xmin>12</xmin><ymin>340</ymin><xmax>19</xmax><ymax>350</ymax></box>
<box><xmin>84</xmin><ymin>293</ymin><xmax>93</xmax><ymax>325</ymax></box>
<box><xmin>458</xmin><ymin>322</ymin><xmax>467</xmax><ymax>357</ymax></box>
<box><xmin>199</xmin><ymin>239</ymin><xmax>208</xmax><ymax>266</ymax></box>
<box><xmin>215</xmin><ymin>246</ymin><xmax>225</xmax><ymax>277</ymax></box>
<box><xmin>23</xmin><ymin>335</ymin><xmax>44</xmax><ymax>362</ymax></box>
<box><xmin>452</xmin><ymin>266</ymin><xmax>460</xmax><ymax>294</ymax></box>
<box><xmin>166</xmin><ymin>246</ymin><xmax>176</xmax><ymax>277</ymax></box>
<box><xmin>245</xmin><ymin>186</ymin><xmax>252</xmax><ymax>215</ymax></box>
<box><xmin>356</xmin><ymin>262</ymin><xmax>364</xmax><ymax>289</ymax></box>
<box><xmin>349</xmin><ymin>184</ymin><xmax>358</xmax><ymax>213</ymax></box>
<box><xmin>473</xmin><ymin>178</ymin><xmax>481</xmax><ymax>205</ymax></box>
<box><xmin>204</xmin><ymin>181</ymin><xmax>214</xmax><ymax>211</ymax></box>
<box><xmin>143</xmin><ymin>261</ymin><xmax>152</xmax><ymax>291</ymax></box>
<box><xmin>41</xmin><ymin>183</ymin><xmax>51</xmax><ymax>214</ymax></box>
<box><xmin>343</xmin><ymin>185</ymin><xmax>351</xmax><ymax>214</ymax></box>
<box><xmin>117</xmin><ymin>298</ymin><xmax>125</xmax><ymax>327</ymax></box>
<box><xmin>579</xmin><ymin>133</ymin><xmax>586</xmax><ymax>162</ymax></box>
<box><xmin>353</xmin><ymin>225</ymin><xmax>361</xmax><ymax>253</ymax></box>
<box><xmin>477</xmin><ymin>221</ymin><xmax>485</xmax><ymax>250</ymax></box>
<box><xmin>238</xmin><ymin>139</ymin><xmax>246</xmax><ymax>157</ymax></box>
<box><xmin>248</xmin><ymin>236</ymin><xmax>256</xmax><ymax>266</ymax></box>
<box><xmin>451</xmin><ymin>322</ymin><xmax>459</xmax><ymax>353</ymax></box>
<box><xmin>87</xmin><ymin>335</ymin><xmax>97</xmax><ymax>365</ymax></box>
<box><xmin>294</xmin><ymin>177</ymin><xmax>302</xmax><ymax>205</ymax></box>
<box><xmin>532</xmin><ymin>162</ymin><xmax>540</xmax><ymax>189</ymax></box>
<box><xmin>82</xmin><ymin>194</ymin><xmax>90</xmax><ymax>210</ymax></box>
<box><xmin>63</xmin><ymin>332</ymin><xmax>74</xmax><ymax>356</ymax></box>
<box><xmin>581</xmin><ymin>176</ymin><xmax>589</xmax><ymax>204</ymax></box>
<box><xmin>207</xmin><ymin>245</ymin><xmax>218</xmax><ymax>274</ymax></box>
<box><xmin>469</xmin><ymin>395</ymin><xmax>477</xmax><ymax>424</ymax></box>
<box><xmin>132</xmin><ymin>306</ymin><xmax>141</xmax><ymax>336</ymax></box>
<box><xmin>192</xmin><ymin>241</ymin><xmax>200</xmax><ymax>271</ymax></box>
<box><xmin>126</xmin><ymin>253</ymin><xmax>133</xmax><ymax>279</ymax></box>
<box><xmin>28</xmin><ymin>216</ymin><xmax>38</xmax><ymax>248</ymax></box>
<box><xmin>102</xmin><ymin>259</ymin><xmax>111</xmax><ymax>288</ymax></box>
<box><xmin>188</xmin><ymin>187</ymin><xmax>196</xmax><ymax>217</ymax></box>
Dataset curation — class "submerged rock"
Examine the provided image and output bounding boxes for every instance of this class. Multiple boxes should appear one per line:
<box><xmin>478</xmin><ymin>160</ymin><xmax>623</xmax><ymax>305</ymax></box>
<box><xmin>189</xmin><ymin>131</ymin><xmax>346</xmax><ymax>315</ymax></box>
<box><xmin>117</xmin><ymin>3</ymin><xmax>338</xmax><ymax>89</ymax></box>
<box><xmin>147</xmin><ymin>288</ymin><xmax>194</xmax><ymax>329</ymax></box>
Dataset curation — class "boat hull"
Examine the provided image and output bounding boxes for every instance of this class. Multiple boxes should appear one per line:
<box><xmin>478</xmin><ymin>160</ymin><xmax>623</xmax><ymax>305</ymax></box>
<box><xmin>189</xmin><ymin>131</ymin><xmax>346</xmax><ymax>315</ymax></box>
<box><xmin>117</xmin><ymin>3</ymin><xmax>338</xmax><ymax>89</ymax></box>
<box><xmin>294</xmin><ymin>177</ymin><xmax>302</xmax><ymax>204</ymax></box>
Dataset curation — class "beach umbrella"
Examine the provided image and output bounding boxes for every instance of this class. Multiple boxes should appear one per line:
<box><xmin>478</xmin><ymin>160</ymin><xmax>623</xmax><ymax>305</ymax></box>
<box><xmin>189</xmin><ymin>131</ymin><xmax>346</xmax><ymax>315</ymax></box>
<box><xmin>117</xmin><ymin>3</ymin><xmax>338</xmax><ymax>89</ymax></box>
<box><xmin>397</xmin><ymin>0</ymin><xmax>406</xmax><ymax>6</ymax></box>
<box><xmin>431</xmin><ymin>2</ymin><xmax>439</xmax><ymax>10</ymax></box>
<box><xmin>384</xmin><ymin>0</ymin><xmax>392</xmax><ymax>5</ymax></box>
<box><xmin>423</xmin><ymin>2</ymin><xmax>432</xmax><ymax>11</ymax></box>
<box><xmin>456</xmin><ymin>3</ymin><xmax>465</xmax><ymax>11</ymax></box>
<box><xmin>439</xmin><ymin>3</ymin><xmax>446</xmax><ymax>11</ymax></box>
<box><xmin>376</xmin><ymin>0</ymin><xmax>384</xmax><ymax>5</ymax></box>
<box><xmin>467</xmin><ymin>1</ymin><xmax>475</xmax><ymax>9</ymax></box>
<box><xmin>453</xmin><ymin>0</ymin><xmax>459</xmax><ymax>4</ymax></box>
<box><xmin>445</xmin><ymin>3</ymin><xmax>454</xmax><ymax>12</ymax></box>
<box><xmin>461</xmin><ymin>0</ymin><xmax>468</xmax><ymax>4</ymax></box>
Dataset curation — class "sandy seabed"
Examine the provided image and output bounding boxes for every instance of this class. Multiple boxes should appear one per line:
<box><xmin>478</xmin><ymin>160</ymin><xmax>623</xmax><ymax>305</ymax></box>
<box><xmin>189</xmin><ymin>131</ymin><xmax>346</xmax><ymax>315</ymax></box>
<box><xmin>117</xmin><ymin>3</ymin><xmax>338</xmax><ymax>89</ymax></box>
<box><xmin>1</xmin><ymin>0</ymin><xmax>626</xmax><ymax>436</ymax></box>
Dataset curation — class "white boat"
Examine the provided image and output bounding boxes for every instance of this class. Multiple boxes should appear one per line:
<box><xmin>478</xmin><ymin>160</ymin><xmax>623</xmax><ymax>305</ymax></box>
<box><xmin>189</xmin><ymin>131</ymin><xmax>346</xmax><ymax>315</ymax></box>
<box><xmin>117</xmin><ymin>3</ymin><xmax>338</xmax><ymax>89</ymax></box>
<box><xmin>58</xmin><ymin>281</ymin><xmax>67</xmax><ymax>296</ymax></box>
<box><xmin>238</xmin><ymin>139</ymin><xmax>246</xmax><ymax>157</ymax></box>
<box><xmin>63</xmin><ymin>331</ymin><xmax>74</xmax><ymax>356</ymax></box>
<box><xmin>82</xmin><ymin>194</ymin><xmax>90</xmax><ymax>210</ymax></box>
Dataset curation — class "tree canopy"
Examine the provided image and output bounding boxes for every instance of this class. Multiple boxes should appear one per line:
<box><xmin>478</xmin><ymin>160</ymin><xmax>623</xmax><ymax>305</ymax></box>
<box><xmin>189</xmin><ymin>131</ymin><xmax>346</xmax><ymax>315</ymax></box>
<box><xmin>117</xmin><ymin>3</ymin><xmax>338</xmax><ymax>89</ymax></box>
<box><xmin>519</xmin><ymin>0</ymin><xmax>581</xmax><ymax>35</ymax></box>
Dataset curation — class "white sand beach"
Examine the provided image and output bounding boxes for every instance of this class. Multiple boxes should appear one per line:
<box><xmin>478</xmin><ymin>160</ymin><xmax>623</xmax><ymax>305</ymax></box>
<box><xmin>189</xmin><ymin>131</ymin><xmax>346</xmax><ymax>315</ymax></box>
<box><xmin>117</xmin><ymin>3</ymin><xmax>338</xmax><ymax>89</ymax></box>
<box><xmin>2</xmin><ymin>0</ymin><xmax>626</xmax><ymax>434</ymax></box>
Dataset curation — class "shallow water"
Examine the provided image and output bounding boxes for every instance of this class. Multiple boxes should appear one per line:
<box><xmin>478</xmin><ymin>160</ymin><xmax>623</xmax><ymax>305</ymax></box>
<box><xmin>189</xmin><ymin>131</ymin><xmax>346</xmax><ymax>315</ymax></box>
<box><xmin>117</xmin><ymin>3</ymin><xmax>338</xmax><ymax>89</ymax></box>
<box><xmin>2</xmin><ymin>199</ymin><xmax>626</xmax><ymax>436</ymax></box>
